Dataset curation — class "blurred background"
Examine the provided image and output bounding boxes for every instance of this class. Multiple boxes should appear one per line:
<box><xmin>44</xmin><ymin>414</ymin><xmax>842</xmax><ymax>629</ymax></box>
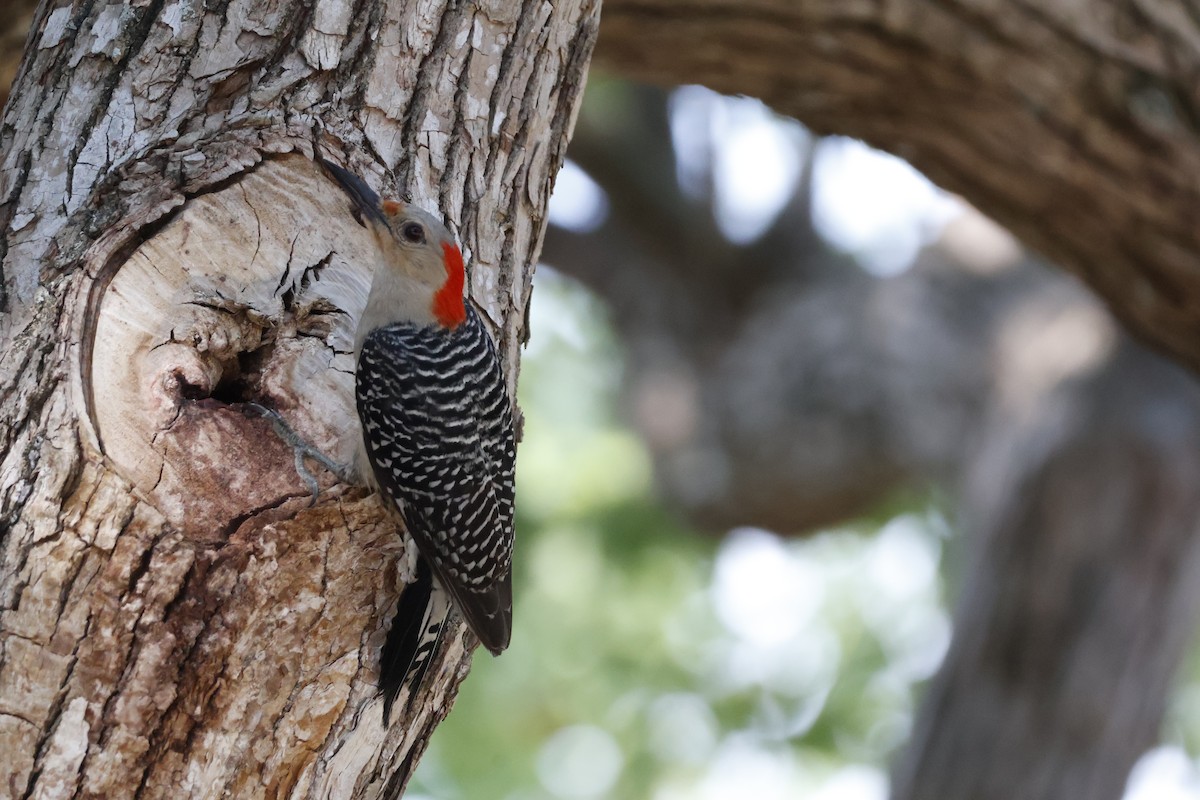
<box><xmin>409</xmin><ymin>78</ymin><xmax>1200</xmax><ymax>800</ymax></box>
<box><xmin>6</xmin><ymin>5</ymin><xmax>1200</xmax><ymax>798</ymax></box>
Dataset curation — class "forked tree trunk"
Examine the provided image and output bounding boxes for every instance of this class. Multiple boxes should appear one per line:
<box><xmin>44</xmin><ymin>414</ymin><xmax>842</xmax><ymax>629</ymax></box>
<box><xmin>0</xmin><ymin>1</ymin><xmax>597</xmax><ymax>797</ymax></box>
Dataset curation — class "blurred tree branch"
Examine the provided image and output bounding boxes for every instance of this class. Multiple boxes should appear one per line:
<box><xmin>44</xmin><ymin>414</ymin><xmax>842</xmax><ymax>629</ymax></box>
<box><xmin>548</xmin><ymin>84</ymin><xmax>1021</xmax><ymax>533</ymax></box>
<box><xmin>596</xmin><ymin>0</ymin><xmax>1200</xmax><ymax>376</ymax></box>
<box><xmin>544</xmin><ymin>82</ymin><xmax>1200</xmax><ymax>800</ymax></box>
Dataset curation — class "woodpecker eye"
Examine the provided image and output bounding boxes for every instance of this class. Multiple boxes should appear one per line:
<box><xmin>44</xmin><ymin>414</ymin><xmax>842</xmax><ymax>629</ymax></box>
<box><xmin>401</xmin><ymin>222</ymin><xmax>426</xmax><ymax>244</ymax></box>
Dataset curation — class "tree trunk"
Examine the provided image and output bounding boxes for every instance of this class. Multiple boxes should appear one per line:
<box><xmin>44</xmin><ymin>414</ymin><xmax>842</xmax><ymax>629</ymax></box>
<box><xmin>596</xmin><ymin>0</ymin><xmax>1200</xmax><ymax>375</ymax></box>
<box><xmin>0</xmin><ymin>1</ymin><xmax>597</xmax><ymax>797</ymax></box>
<box><xmin>895</xmin><ymin>341</ymin><xmax>1200</xmax><ymax>800</ymax></box>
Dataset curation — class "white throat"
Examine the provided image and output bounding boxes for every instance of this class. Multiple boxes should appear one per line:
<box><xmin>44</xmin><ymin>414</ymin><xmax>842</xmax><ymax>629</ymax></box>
<box><xmin>354</xmin><ymin>270</ymin><xmax>438</xmax><ymax>354</ymax></box>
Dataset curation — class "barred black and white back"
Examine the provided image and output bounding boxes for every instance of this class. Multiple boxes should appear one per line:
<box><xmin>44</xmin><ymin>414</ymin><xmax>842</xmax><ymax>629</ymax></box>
<box><xmin>357</xmin><ymin>303</ymin><xmax>516</xmax><ymax>715</ymax></box>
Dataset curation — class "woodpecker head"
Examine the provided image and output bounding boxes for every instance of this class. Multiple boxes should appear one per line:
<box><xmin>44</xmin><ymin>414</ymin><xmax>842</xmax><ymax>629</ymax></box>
<box><xmin>323</xmin><ymin>160</ymin><xmax>467</xmax><ymax>331</ymax></box>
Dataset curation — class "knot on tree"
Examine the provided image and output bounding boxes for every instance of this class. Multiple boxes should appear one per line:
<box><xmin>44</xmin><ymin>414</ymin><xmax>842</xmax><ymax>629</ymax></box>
<box><xmin>90</xmin><ymin>154</ymin><xmax>372</xmax><ymax>537</ymax></box>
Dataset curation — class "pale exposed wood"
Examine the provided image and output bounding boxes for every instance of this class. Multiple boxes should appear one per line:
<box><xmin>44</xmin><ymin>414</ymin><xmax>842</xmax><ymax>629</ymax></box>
<box><xmin>91</xmin><ymin>155</ymin><xmax>372</xmax><ymax>528</ymax></box>
<box><xmin>0</xmin><ymin>0</ymin><xmax>599</xmax><ymax>797</ymax></box>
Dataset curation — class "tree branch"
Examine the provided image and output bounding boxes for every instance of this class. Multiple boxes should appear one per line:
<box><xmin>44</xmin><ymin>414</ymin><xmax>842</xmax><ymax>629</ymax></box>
<box><xmin>596</xmin><ymin>0</ymin><xmax>1200</xmax><ymax>373</ymax></box>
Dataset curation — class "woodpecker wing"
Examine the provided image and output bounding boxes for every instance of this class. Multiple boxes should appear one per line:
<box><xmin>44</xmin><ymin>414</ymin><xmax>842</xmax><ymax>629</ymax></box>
<box><xmin>356</xmin><ymin>307</ymin><xmax>516</xmax><ymax>654</ymax></box>
<box><xmin>399</xmin><ymin>484</ymin><xmax>513</xmax><ymax>653</ymax></box>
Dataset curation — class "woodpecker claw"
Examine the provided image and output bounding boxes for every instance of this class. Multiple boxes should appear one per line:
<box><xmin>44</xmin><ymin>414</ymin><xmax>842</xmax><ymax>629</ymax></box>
<box><xmin>295</xmin><ymin>447</ymin><xmax>321</xmax><ymax>508</ymax></box>
<box><xmin>247</xmin><ymin>402</ymin><xmax>347</xmax><ymax>504</ymax></box>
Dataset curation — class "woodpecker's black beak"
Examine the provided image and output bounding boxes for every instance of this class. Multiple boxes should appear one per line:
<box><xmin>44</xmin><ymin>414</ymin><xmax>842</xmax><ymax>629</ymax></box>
<box><xmin>320</xmin><ymin>158</ymin><xmax>390</xmax><ymax>230</ymax></box>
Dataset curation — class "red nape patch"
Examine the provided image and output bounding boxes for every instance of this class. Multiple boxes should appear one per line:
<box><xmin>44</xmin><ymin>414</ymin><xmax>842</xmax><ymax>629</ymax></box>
<box><xmin>433</xmin><ymin>242</ymin><xmax>467</xmax><ymax>328</ymax></box>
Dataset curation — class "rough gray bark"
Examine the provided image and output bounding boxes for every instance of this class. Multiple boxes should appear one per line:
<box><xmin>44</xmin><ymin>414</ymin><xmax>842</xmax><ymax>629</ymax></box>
<box><xmin>596</xmin><ymin>0</ymin><xmax>1200</xmax><ymax>376</ymax></box>
<box><xmin>0</xmin><ymin>1</ymin><xmax>597</xmax><ymax>797</ymax></box>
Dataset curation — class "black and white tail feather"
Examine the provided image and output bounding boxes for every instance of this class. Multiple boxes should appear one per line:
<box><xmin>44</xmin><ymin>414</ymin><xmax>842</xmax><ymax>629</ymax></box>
<box><xmin>379</xmin><ymin>557</ymin><xmax>451</xmax><ymax>725</ymax></box>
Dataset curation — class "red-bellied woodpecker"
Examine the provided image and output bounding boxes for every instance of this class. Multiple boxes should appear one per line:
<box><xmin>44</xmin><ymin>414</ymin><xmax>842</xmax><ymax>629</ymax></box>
<box><xmin>322</xmin><ymin>161</ymin><xmax>516</xmax><ymax>723</ymax></box>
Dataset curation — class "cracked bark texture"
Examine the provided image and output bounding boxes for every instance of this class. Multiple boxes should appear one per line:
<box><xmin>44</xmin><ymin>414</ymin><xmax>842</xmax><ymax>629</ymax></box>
<box><xmin>596</xmin><ymin>0</ymin><xmax>1200</xmax><ymax>376</ymax></box>
<box><xmin>0</xmin><ymin>1</ymin><xmax>598</xmax><ymax>798</ymax></box>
